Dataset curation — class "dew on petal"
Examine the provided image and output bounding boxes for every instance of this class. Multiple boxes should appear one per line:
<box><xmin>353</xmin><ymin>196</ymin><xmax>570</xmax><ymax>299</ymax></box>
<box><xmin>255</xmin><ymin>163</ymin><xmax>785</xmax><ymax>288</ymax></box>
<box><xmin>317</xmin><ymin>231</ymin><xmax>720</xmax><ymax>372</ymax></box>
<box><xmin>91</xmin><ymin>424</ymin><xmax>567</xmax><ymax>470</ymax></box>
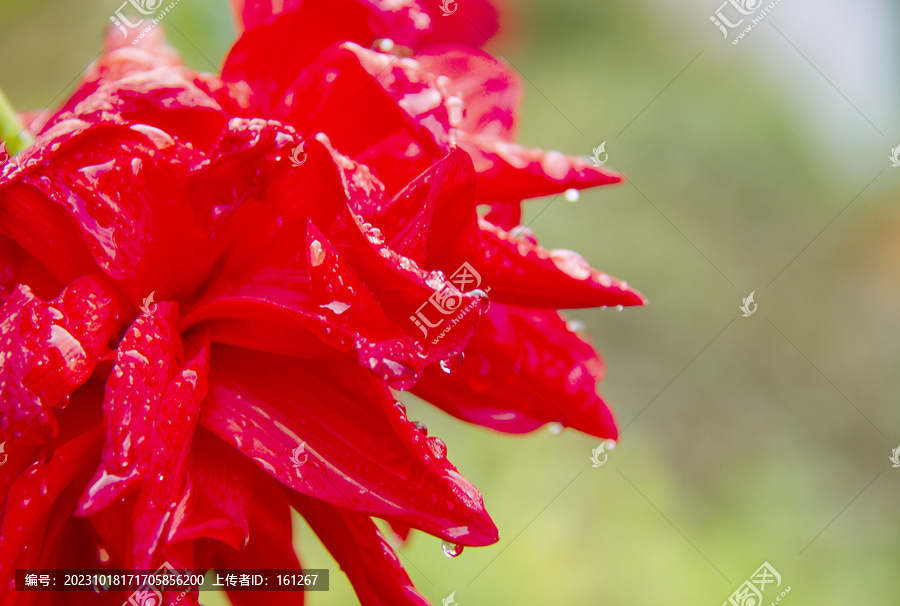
<box><xmin>309</xmin><ymin>240</ymin><xmax>326</xmax><ymax>267</ymax></box>
<box><xmin>439</xmin><ymin>352</ymin><xmax>464</xmax><ymax>374</ymax></box>
<box><xmin>441</xmin><ymin>540</ymin><xmax>464</xmax><ymax>558</ymax></box>
<box><xmin>426</xmin><ymin>436</ymin><xmax>447</xmax><ymax>460</ymax></box>
<box><xmin>566</xmin><ymin>320</ymin><xmax>586</xmax><ymax>333</ymax></box>
<box><xmin>412</xmin><ymin>421</ymin><xmax>428</xmax><ymax>435</ymax></box>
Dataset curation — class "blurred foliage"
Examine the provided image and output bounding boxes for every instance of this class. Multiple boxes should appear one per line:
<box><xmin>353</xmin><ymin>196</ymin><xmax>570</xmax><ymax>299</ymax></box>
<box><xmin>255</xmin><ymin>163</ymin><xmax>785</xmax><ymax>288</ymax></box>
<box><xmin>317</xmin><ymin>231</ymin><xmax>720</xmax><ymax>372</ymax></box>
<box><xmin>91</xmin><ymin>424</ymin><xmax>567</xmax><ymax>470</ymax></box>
<box><xmin>1</xmin><ymin>0</ymin><xmax>898</xmax><ymax>604</ymax></box>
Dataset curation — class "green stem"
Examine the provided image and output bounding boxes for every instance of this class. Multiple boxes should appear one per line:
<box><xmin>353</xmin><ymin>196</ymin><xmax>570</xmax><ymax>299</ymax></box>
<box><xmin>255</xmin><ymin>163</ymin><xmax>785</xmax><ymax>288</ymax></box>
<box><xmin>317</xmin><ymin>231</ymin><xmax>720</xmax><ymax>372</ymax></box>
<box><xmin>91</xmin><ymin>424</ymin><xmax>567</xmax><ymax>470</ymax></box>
<box><xmin>0</xmin><ymin>88</ymin><xmax>34</xmax><ymax>155</ymax></box>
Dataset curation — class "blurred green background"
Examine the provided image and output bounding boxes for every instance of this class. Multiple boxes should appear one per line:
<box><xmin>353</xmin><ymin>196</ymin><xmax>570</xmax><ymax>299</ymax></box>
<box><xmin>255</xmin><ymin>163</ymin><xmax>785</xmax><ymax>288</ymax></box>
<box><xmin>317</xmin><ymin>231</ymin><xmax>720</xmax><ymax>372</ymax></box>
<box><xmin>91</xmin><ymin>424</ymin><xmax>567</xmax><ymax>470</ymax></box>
<box><xmin>2</xmin><ymin>0</ymin><xmax>899</xmax><ymax>603</ymax></box>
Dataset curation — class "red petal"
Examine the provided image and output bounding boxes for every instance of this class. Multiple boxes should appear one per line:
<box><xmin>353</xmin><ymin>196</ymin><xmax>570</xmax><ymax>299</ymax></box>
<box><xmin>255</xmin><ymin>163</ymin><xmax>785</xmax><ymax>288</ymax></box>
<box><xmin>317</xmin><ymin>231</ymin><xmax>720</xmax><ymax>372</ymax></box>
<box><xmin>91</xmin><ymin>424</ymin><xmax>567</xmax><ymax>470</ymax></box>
<box><xmin>270</xmin><ymin>43</ymin><xmax>448</xmax><ymax>193</ymax></box>
<box><xmin>0</xmin><ymin>276</ymin><xmax>129</xmax><ymax>444</ymax></box>
<box><xmin>466</xmin><ymin>218</ymin><xmax>645</xmax><ymax>309</ymax></box>
<box><xmin>0</xmin><ymin>426</ymin><xmax>103</xmax><ymax>592</ymax></box>
<box><xmin>223</xmin><ymin>1</ymin><xmax>378</xmax><ymax>112</ymax></box>
<box><xmin>77</xmin><ymin>305</ymin><xmax>209</xmax><ymax>567</ymax></box>
<box><xmin>380</xmin><ymin>148</ymin><xmax>644</xmax><ymax>309</ymax></box>
<box><xmin>2</xmin><ymin>120</ymin><xmax>210</xmax><ymax>301</ymax></box>
<box><xmin>167</xmin><ymin>428</ymin><xmax>253</xmax><ymax>552</ymax></box>
<box><xmin>460</xmin><ymin>132</ymin><xmax>623</xmax><ymax>202</ymax></box>
<box><xmin>201</xmin><ymin>345</ymin><xmax>498</xmax><ymax>546</ymax></box>
<box><xmin>290</xmin><ymin>493</ymin><xmax>430</xmax><ymax>606</ymax></box>
<box><xmin>218</xmin><ymin>479</ymin><xmax>305</xmax><ymax>606</ymax></box>
<box><xmin>413</xmin><ymin>306</ymin><xmax>619</xmax><ymax>440</ymax></box>
<box><xmin>416</xmin><ymin>46</ymin><xmax>522</xmax><ymax>140</ymax></box>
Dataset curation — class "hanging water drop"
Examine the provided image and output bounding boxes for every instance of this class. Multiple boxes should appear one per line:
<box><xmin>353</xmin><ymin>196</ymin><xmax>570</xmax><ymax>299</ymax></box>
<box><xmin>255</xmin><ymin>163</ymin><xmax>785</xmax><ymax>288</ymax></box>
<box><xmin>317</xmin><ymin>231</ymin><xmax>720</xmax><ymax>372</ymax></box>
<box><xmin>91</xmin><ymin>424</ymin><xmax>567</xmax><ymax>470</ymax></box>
<box><xmin>566</xmin><ymin>320</ymin><xmax>586</xmax><ymax>333</ymax></box>
<box><xmin>441</xmin><ymin>540</ymin><xmax>464</xmax><ymax>558</ymax></box>
<box><xmin>547</xmin><ymin>422</ymin><xmax>564</xmax><ymax>435</ymax></box>
<box><xmin>440</xmin><ymin>352</ymin><xmax>464</xmax><ymax>374</ymax></box>
<box><xmin>564</xmin><ymin>188</ymin><xmax>580</xmax><ymax>202</ymax></box>
<box><xmin>616</xmin><ymin>305</ymin><xmax>624</xmax><ymax>311</ymax></box>
<box><xmin>605</xmin><ymin>439</ymin><xmax>617</xmax><ymax>451</ymax></box>
<box><xmin>413</xmin><ymin>421</ymin><xmax>428</xmax><ymax>435</ymax></box>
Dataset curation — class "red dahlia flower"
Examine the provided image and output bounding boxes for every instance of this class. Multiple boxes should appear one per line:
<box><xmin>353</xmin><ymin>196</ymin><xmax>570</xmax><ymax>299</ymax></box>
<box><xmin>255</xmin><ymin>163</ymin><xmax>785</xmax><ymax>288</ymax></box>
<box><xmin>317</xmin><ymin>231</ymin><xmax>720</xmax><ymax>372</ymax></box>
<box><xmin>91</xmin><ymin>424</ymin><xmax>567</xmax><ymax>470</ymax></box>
<box><xmin>0</xmin><ymin>0</ymin><xmax>644</xmax><ymax>604</ymax></box>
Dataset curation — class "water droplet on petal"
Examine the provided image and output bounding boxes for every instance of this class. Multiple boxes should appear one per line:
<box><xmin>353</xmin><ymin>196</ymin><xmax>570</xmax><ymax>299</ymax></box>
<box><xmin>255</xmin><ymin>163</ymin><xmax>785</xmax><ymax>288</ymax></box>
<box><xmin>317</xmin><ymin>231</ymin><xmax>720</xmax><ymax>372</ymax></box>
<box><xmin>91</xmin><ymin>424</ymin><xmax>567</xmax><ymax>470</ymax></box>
<box><xmin>605</xmin><ymin>439</ymin><xmax>617</xmax><ymax>450</ymax></box>
<box><xmin>426</xmin><ymin>436</ymin><xmax>448</xmax><ymax>460</ymax></box>
<box><xmin>470</xmin><ymin>288</ymin><xmax>490</xmax><ymax>313</ymax></box>
<box><xmin>547</xmin><ymin>422</ymin><xmax>564</xmax><ymax>435</ymax></box>
<box><xmin>566</xmin><ymin>320</ymin><xmax>586</xmax><ymax>333</ymax></box>
<box><xmin>441</xmin><ymin>541</ymin><xmax>464</xmax><ymax>558</ymax></box>
<box><xmin>97</xmin><ymin>547</ymin><xmax>110</xmax><ymax>563</ymax></box>
<box><xmin>616</xmin><ymin>305</ymin><xmax>624</xmax><ymax>311</ymax></box>
<box><xmin>413</xmin><ymin>421</ymin><xmax>428</xmax><ymax>435</ymax></box>
<box><xmin>440</xmin><ymin>352</ymin><xmax>464</xmax><ymax>373</ymax></box>
<box><xmin>309</xmin><ymin>240</ymin><xmax>326</xmax><ymax>267</ymax></box>
<box><xmin>564</xmin><ymin>188</ymin><xmax>580</xmax><ymax>202</ymax></box>
<box><xmin>394</xmin><ymin>400</ymin><xmax>407</xmax><ymax>416</ymax></box>
<box><xmin>367</xmin><ymin>227</ymin><xmax>385</xmax><ymax>245</ymax></box>
<box><xmin>375</xmin><ymin>38</ymin><xmax>395</xmax><ymax>52</ymax></box>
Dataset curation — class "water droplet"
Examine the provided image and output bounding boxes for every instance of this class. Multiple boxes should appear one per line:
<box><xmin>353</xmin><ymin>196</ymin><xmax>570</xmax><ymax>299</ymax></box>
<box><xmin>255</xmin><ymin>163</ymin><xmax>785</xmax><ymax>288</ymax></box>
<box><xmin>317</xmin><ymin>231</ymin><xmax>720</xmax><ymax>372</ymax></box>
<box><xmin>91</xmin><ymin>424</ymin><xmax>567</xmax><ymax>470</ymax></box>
<box><xmin>616</xmin><ymin>305</ymin><xmax>624</xmax><ymax>311</ymax></box>
<box><xmin>394</xmin><ymin>400</ymin><xmax>407</xmax><ymax>416</ymax></box>
<box><xmin>605</xmin><ymin>439</ymin><xmax>617</xmax><ymax>450</ymax></box>
<box><xmin>309</xmin><ymin>240</ymin><xmax>326</xmax><ymax>267</ymax></box>
<box><xmin>566</xmin><ymin>320</ymin><xmax>586</xmax><ymax>333</ymax></box>
<box><xmin>367</xmin><ymin>226</ymin><xmax>385</xmax><ymax>245</ymax></box>
<box><xmin>441</xmin><ymin>541</ymin><xmax>464</xmax><ymax>558</ymax></box>
<box><xmin>413</xmin><ymin>421</ymin><xmax>428</xmax><ymax>435</ymax></box>
<box><xmin>470</xmin><ymin>288</ymin><xmax>490</xmax><ymax>313</ymax></box>
<box><xmin>440</xmin><ymin>352</ymin><xmax>464</xmax><ymax>373</ymax></box>
<box><xmin>379</xmin><ymin>38</ymin><xmax>395</xmax><ymax>52</ymax></box>
<box><xmin>547</xmin><ymin>422</ymin><xmax>564</xmax><ymax>435</ymax></box>
<box><xmin>97</xmin><ymin>547</ymin><xmax>110</xmax><ymax>563</ymax></box>
<box><xmin>564</xmin><ymin>188</ymin><xmax>580</xmax><ymax>202</ymax></box>
<box><xmin>426</xmin><ymin>436</ymin><xmax>447</xmax><ymax>460</ymax></box>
